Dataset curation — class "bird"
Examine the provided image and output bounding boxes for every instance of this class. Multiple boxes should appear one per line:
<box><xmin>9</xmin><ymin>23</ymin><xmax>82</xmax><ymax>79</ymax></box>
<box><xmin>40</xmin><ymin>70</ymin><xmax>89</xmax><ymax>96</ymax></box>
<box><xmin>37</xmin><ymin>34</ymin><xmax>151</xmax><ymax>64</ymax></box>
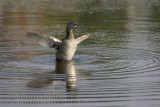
<box><xmin>27</xmin><ymin>22</ymin><xmax>92</xmax><ymax>61</ymax></box>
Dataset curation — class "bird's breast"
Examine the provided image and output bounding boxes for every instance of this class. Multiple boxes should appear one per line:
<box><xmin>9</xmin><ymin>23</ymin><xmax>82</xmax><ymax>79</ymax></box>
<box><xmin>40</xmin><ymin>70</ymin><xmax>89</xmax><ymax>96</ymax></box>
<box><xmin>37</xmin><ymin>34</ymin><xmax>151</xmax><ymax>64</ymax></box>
<box><xmin>56</xmin><ymin>40</ymin><xmax>77</xmax><ymax>61</ymax></box>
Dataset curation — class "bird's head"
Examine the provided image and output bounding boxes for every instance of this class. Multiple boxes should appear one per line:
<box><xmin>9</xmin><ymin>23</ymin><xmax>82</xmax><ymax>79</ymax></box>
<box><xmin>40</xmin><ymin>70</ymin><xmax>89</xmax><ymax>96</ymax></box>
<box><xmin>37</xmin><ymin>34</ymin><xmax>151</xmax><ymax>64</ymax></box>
<box><xmin>66</xmin><ymin>22</ymin><xmax>79</xmax><ymax>31</ymax></box>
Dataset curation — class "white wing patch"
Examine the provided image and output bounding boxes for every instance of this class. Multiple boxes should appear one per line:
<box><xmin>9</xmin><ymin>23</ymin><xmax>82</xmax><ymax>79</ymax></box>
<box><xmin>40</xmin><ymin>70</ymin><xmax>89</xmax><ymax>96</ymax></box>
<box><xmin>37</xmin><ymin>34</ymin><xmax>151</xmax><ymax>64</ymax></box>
<box><xmin>76</xmin><ymin>33</ymin><xmax>92</xmax><ymax>44</ymax></box>
<box><xmin>27</xmin><ymin>32</ymin><xmax>62</xmax><ymax>49</ymax></box>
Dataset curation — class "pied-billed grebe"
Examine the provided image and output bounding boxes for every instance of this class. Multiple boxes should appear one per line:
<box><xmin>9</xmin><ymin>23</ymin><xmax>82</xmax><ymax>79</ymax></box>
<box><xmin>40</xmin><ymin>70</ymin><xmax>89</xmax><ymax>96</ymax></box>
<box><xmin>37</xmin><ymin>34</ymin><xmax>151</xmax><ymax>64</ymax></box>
<box><xmin>27</xmin><ymin>22</ymin><xmax>92</xmax><ymax>61</ymax></box>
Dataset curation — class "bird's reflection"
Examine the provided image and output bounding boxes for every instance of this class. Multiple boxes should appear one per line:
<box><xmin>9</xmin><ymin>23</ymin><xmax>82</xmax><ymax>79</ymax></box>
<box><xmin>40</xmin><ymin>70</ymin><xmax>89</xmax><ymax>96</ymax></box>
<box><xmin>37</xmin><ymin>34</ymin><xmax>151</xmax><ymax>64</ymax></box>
<box><xmin>27</xmin><ymin>61</ymin><xmax>89</xmax><ymax>92</ymax></box>
<box><xmin>55</xmin><ymin>61</ymin><xmax>76</xmax><ymax>91</ymax></box>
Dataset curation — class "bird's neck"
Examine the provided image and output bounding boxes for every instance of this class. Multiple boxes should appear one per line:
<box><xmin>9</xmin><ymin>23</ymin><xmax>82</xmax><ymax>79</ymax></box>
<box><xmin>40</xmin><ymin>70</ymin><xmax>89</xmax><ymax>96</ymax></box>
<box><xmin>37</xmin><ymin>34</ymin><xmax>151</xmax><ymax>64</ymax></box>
<box><xmin>66</xmin><ymin>29</ymin><xmax>74</xmax><ymax>39</ymax></box>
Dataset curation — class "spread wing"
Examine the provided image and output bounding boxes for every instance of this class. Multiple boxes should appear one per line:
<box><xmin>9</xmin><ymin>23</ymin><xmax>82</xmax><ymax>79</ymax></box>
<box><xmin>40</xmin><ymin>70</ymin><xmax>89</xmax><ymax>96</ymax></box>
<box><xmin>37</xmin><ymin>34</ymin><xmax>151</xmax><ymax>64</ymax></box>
<box><xmin>76</xmin><ymin>33</ymin><xmax>92</xmax><ymax>44</ymax></box>
<box><xmin>26</xmin><ymin>32</ymin><xmax>62</xmax><ymax>49</ymax></box>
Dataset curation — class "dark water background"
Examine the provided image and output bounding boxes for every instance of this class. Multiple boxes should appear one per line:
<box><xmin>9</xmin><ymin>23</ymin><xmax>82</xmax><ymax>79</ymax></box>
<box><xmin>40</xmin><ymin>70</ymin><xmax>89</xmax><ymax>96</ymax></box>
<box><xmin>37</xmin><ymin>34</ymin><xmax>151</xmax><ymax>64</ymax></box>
<box><xmin>0</xmin><ymin>0</ymin><xmax>160</xmax><ymax>107</ymax></box>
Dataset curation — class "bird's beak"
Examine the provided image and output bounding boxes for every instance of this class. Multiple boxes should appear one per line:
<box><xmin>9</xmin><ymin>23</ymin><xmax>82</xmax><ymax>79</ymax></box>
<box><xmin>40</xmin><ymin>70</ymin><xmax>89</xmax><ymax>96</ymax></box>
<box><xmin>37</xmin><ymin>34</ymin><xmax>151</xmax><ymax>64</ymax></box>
<box><xmin>74</xmin><ymin>24</ymin><xmax>79</xmax><ymax>28</ymax></box>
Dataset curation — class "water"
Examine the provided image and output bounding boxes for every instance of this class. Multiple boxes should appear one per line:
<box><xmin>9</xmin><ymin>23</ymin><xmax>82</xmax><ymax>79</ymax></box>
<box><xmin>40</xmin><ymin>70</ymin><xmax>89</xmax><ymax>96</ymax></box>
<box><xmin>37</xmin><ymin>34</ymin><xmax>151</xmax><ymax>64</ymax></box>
<box><xmin>0</xmin><ymin>0</ymin><xmax>160</xmax><ymax>107</ymax></box>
